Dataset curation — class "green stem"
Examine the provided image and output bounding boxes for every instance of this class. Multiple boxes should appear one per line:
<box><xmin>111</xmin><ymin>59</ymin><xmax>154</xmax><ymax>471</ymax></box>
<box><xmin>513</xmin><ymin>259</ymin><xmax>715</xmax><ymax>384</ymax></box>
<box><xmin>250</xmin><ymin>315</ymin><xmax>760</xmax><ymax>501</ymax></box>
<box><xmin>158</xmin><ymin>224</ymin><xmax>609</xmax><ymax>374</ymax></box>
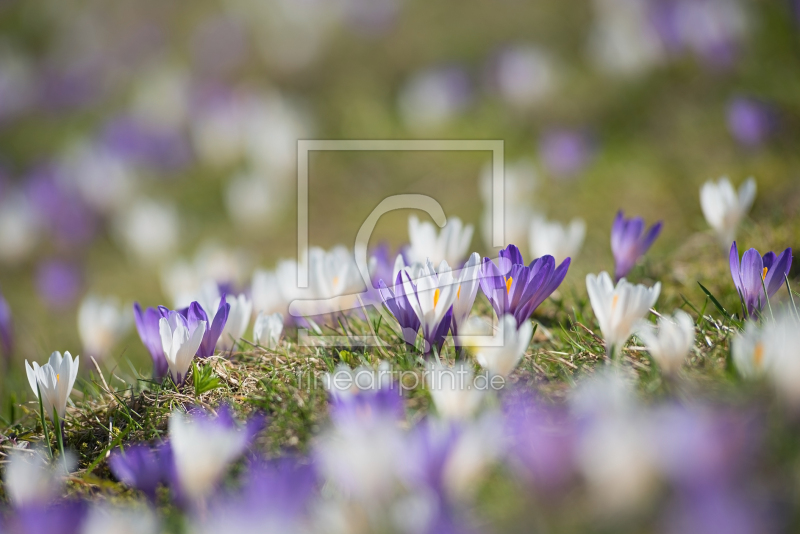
<box><xmin>761</xmin><ymin>277</ymin><xmax>774</xmax><ymax>321</ymax></box>
<box><xmin>36</xmin><ymin>383</ymin><xmax>54</xmax><ymax>461</ymax></box>
<box><xmin>785</xmin><ymin>274</ymin><xmax>800</xmax><ymax>321</ymax></box>
<box><xmin>53</xmin><ymin>407</ymin><xmax>68</xmax><ymax>473</ymax></box>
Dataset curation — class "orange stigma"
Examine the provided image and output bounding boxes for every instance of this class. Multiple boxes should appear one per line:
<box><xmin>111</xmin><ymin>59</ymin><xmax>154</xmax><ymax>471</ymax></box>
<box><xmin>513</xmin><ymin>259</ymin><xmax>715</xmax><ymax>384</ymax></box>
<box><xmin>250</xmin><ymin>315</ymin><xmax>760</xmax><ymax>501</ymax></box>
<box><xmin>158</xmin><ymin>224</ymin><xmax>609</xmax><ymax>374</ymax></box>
<box><xmin>457</xmin><ymin>284</ymin><xmax>461</xmax><ymax>300</ymax></box>
<box><xmin>612</xmin><ymin>294</ymin><xmax>619</xmax><ymax>310</ymax></box>
<box><xmin>434</xmin><ymin>288</ymin><xmax>441</xmax><ymax>308</ymax></box>
<box><xmin>762</xmin><ymin>267</ymin><xmax>768</xmax><ymax>281</ymax></box>
<box><xmin>754</xmin><ymin>342</ymin><xmax>764</xmax><ymax>367</ymax></box>
<box><xmin>505</xmin><ymin>277</ymin><xmax>513</xmax><ymax>295</ymax></box>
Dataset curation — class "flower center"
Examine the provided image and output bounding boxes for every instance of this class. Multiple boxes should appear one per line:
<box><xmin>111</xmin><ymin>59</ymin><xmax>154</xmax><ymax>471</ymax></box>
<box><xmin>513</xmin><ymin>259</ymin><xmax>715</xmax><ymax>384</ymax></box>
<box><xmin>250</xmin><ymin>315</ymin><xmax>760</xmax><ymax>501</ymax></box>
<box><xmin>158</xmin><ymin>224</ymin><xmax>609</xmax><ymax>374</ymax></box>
<box><xmin>762</xmin><ymin>267</ymin><xmax>768</xmax><ymax>281</ymax></box>
<box><xmin>333</xmin><ymin>276</ymin><xmax>340</xmax><ymax>287</ymax></box>
<box><xmin>457</xmin><ymin>284</ymin><xmax>461</xmax><ymax>300</ymax></box>
<box><xmin>754</xmin><ymin>342</ymin><xmax>764</xmax><ymax>367</ymax></box>
<box><xmin>505</xmin><ymin>277</ymin><xmax>513</xmax><ymax>295</ymax></box>
<box><xmin>612</xmin><ymin>294</ymin><xmax>619</xmax><ymax>310</ymax></box>
<box><xmin>56</xmin><ymin>374</ymin><xmax>60</xmax><ymax>382</ymax></box>
<box><xmin>434</xmin><ymin>288</ymin><xmax>441</xmax><ymax>308</ymax></box>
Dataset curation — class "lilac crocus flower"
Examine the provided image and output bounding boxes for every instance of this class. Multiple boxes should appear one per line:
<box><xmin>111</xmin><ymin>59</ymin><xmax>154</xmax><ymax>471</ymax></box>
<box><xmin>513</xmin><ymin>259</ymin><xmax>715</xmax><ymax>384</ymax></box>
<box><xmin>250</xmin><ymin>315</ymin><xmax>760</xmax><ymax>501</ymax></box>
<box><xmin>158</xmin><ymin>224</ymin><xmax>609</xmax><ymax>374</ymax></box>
<box><xmin>729</xmin><ymin>242</ymin><xmax>793</xmax><ymax>319</ymax></box>
<box><xmin>36</xmin><ymin>260</ymin><xmax>82</xmax><ymax>310</ymax></box>
<box><xmin>539</xmin><ymin>129</ymin><xmax>594</xmax><ymax>179</ymax></box>
<box><xmin>611</xmin><ymin>211</ymin><xmax>663</xmax><ymax>280</ymax></box>
<box><xmin>100</xmin><ymin>115</ymin><xmax>191</xmax><ymax>171</ymax></box>
<box><xmin>165</xmin><ymin>300</ymin><xmax>230</xmax><ymax>358</ymax></box>
<box><xmin>479</xmin><ymin>244</ymin><xmax>571</xmax><ymax>327</ymax></box>
<box><xmin>379</xmin><ymin>270</ymin><xmax>422</xmax><ymax>348</ymax></box>
<box><xmin>134</xmin><ymin>303</ymin><xmax>169</xmax><ymax>381</ymax></box>
<box><xmin>109</xmin><ymin>443</ymin><xmax>172</xmax><ymax>503</ymax></box>
<box><xmin>0</xmin><ymin>290</ymin><xmax>12</xmax><ymax>356</ymax></box>
<box><xmin>727</xmin><ymin>97</ymin><xmax>774</xmax><ymax>148</ymax></box>
<box><xmin>4</xmin><ymin>501</ymin><xmax>87</xmax><ymax>534</ymax></box>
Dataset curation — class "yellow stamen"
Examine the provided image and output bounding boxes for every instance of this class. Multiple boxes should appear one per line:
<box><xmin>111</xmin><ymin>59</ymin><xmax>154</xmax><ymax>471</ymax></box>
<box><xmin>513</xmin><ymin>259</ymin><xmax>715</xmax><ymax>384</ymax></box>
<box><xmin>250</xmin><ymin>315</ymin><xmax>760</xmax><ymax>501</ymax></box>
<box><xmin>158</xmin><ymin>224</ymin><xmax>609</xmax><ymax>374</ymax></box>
<box><xmin>612</xmin><ymin>294</ymin><xmax>619</xmax><ymax>310</ymax></box>
<box><xmin>754</xmin><ymin>342</ymin><xmax>764</xmax><ymax>367</ymax></box>
<box><xmin>434</xmin><ymin>288</ymin><xmax>441</xmax><ymax>308</ymax></box>
<box><xmin>333</xmin><ymin>276</ymin><xmax>340</xmax><ymax>287</ymax></box>
<box><xmin>457</xmin><ymin>284</ymin><xmax>461</xmax><ymax>300</ymax></box>
<box><xmin>56</xmin><ymin>374</ymin><xmax>60</xmax><ymax>382</ymax></box>
<box><xmin>762</xmin><ymin>267</ymin><xmax>768</xmax><ymax>281</ymax></box>
<box><xmin>505</xmin><ymin>277</ymin><xmax>513</xmax><ymax>295</ymax></box>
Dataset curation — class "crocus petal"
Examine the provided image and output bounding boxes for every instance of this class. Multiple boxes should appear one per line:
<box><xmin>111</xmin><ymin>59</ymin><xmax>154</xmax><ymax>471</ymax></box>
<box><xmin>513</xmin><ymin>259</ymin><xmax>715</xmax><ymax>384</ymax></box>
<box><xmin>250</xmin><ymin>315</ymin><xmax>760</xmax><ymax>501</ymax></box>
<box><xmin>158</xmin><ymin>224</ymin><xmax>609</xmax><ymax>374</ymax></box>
<box><xmin>764</xmin><ymin>248</ymin><xmax>793</xmax><ymax>298</ymax></box>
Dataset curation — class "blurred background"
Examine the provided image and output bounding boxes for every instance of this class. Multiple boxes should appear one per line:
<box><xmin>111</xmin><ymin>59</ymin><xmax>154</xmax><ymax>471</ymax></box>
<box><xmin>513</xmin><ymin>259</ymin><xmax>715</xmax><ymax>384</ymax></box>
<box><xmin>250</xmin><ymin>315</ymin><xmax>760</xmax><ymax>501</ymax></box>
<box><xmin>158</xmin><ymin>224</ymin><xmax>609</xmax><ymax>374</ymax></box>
<box><xmin>0</xmin><ymin>0</ymin><xmax>799</xmax><ymax>394</ymax></box>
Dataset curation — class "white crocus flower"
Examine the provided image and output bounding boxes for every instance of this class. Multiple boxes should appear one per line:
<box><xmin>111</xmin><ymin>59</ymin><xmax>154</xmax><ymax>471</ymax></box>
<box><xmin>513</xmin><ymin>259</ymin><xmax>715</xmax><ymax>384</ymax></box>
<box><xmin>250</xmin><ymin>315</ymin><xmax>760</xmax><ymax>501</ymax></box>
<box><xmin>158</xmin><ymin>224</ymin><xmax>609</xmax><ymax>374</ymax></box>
<box><xmin>586</xmin><ymin>272</ymin><xmax>661</xmax><ymax>358</ymax></box>
<box><xmin>112</xmin><ymin>198</ymin><xmax>180</xmax><ymax>264</ymax></box>
<box><xmin>635</xmin><ymin>310</ymin><xmax>695</xmax><ymax>376</ymax></box>
<box><xmin>169</xmin><ymin>409</ymin><xmax>250</xmax><ymax>503</ymax></box>
<box><xmin>216</xmin><ymin>293</ymin><xmax>252</xmax><ymax>351</ymax></box>
<box><xmin>406</xmin><ymin>260</ymin><xmax>459</xmax><ymax>352</ymax></box>
<box><xmin>731</xmin><ymin>321</ymin><xmax>768</xmax><ymax>379</ymax></box>
<box><xmin>763</xmin><ymin>312</ymin><xmax>800</xmax><ymax>407</ymax></box>
<box><xmin>473</xmin><ymin>314</ymin><xmax>533</xmax><ymax>378</ymax></box>
<box><xmin>4</xmin><ymin>448</ymin><xmax>71</xmax><ymax>506</ymax></box>
<box><xmin>159</xmin><ymin>314</ymin><xmax>206</xmax><ymax>384</ymax></box>
<box><xmin>253</xmin><ymin>312</ymin><xmax>284</xmax><ymax>349</ymax></box>
<box><xmin>406</xmin><ymin>215</ymin><xmax>474</xmax><ymax>267</ymax></box>
<box><xmin>451</xmin><ymin>253</ymin><xmax>481</xmax><ymax>338</ymax></box>
<box><xmin>82</xmin><ymin>504</ymin><xmax>160</xmax><ymax>534</ymax></box>
<box><xmin>528</xmin><ymin>215</ymin><xmax>586</xmax><ymax>264</ymax></box>
<box><xmin>25</xmin><ymin>351</ymin><xmax>79</xmax><ymax>422</ymax></box>
<box><xmin>699</xmin><ymin>176</ymin><xmax>756</xmax><ymax>248</ymax></box>
<box><xmin>77</xmin><ymin>295</ymin><xmax>131</xmax><ymax>359</ymax></box>
<box><xmin>426</xmin><ymin>361</ymin><xmax>484</xmax><ymax>420</ymax></box>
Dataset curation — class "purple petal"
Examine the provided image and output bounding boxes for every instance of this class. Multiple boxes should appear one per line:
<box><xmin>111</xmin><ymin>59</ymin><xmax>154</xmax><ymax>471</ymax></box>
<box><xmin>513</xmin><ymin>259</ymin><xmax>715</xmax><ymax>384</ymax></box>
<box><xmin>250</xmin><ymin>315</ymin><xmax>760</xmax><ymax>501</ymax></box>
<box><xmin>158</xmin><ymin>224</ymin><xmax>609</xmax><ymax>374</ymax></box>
<box><xmin>764</xmin><ymin>248</ymin><xmax>793</xmax><ymax>298</ymax></box>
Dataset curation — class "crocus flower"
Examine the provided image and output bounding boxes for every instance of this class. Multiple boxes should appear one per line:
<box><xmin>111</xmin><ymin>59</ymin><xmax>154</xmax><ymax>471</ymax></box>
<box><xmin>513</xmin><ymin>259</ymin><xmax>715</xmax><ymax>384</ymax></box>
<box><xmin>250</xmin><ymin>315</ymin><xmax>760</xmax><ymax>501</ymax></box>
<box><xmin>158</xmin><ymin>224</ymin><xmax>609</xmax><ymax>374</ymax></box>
<box><xmin>450</xmin><ymin>252</ymin><xmax>481</xmax><ymax>343</ymax></box>
<box><xmin>529</xmin><ymin>215</ymin><xmax>586</xmax><ymax>265</ymax></box>
<box><xmin>491</xmin><ymin>44</ymin><xmax>557</xmax><ymax>109</ymax></box>
<box><xmin>168</xmin><ymin>406</ymin><xmax>264</xmax><ymax>505</ymax></box>
<box><xmin>77</xmin><ymin>295</ymin><xmax>131</xmax><ymax>359</ymax></box>
<box><xmin>81</xmin><ymin>504</ymin><xmax>159</xmax><ymax>534</ymax></box>
<box><xmin>380</xmin><ymin>270</ymin><xmax>423</xmax><ymax>348</ymax></box>
<box><xmin>179</xmin><ymin>299</ymin><xmax>229</xmax><ymax>357</ymax></box>
<box><xmin>108</xmin><ymin>444</ymin><xmax>171</xmax><ymax>503</ymax></box>
<box><xmin>611</xmin><ymin>211</ymin><xmax>662</xmax><ymax>280</ymax></box>
<box><xmin>729</xmin><ymin>242</ymin><xmax>793</xmax><ymax>319</ymax></box>
<box><xmin>700</xmin><ymin>177</ymin><xmax>756</xmax><ymax>248</ymax></box>
<box><xmin>4</xmin><ymin>449</ymin><xmax>68</xmax><ymax>506</ymax></box>
<box><xmin>731</xmin><ymin>321</ymin><xmax>768</xmax><ymax>378</ymax></box>
<box><xmin>158</xmin><ymin>311</ymin><xmax>206</xmax><ymax>385</ymax></box>
<box><xmin>763</xmin><ymin>312</ymin><xmax>800</xmax><ymax>408</ymax></box>
<box><xmin>406</xmin><ymin>215</ymin><xmax>474</xmax><ymax>267</ymax></box>
<box><xmin>0</xmin><ymin>290</ymin><xmax>13</xmax><ymax>356</ymax></box>
<box><xmin>405</xmin><ymin>260</ymin><xmax>459</xmax><ymax>354</ymax></box>
<box><xmin>214</xmin><ymin>293</ymin><xmax>252</xmax><ymax>352</ymax></box>
<box><xmin>398</xmin><ymin>66</ymin><xmax>472</xmax><ymax>132</ymax></box>
<box><xmin>636</xmin><ymin>310</ymin><xmax>695</xmax><ymax>377</ymax></box>
<box><xmin>727</xmin><ymin>97</ymin><xmax>774</xmax><ymax>148</ymax></box>
<box><xmin>35</xmin><ymin>260</ymin><xmax>82</xmax><ymax>310</ymax></box>
<box><xmin>134</xmin><ymin>303</ymin><xmax>169</xmax><ymax>380</ymax></box>
<box><xmin>539</xmin><ymin>129</ymin><xmax>594</xmax><ymax>179</ymax></box>
<box><xmin>473</xmin><ymin>314</ymin><xmax>533</xmax><ymax>378</ymax></box>
<box><xmin>426</xmin><ymin>361</ymin><xmax>484</xmax><ymax>420</ymax></box>
<box><xmin>586</xmin><ymin>272</ymin><xmax>661</xmax><ymax>358</ymax></box>
<box><xmin>112</xmin><ymin>198</ymin><xmax>179</xmax><ymax>265</ymax></box>
<box><xmin>25</xmin><ymin>351</ymin><xmax>80</xmax><ymax>422</ymax></box>
<box><xmin>3</xmin><ymin>501</ymin><xmax>87</xmax><ymax>534</ymax></box>
<box><xmin>479</xmin><ymin>244</ymin><xmax>570</xmax><ymax>327</ymax></box>
<box><xmin>253</xmin><ymin>311</ymin><xmax>283</xmax><ymax>349</ymax></box>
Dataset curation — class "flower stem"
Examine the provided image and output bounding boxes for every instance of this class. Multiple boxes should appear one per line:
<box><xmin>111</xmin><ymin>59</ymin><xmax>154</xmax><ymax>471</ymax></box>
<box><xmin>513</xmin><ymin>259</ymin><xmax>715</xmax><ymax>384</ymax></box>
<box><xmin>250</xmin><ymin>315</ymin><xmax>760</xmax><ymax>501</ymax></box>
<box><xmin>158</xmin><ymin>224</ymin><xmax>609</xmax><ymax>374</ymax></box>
<box><xmin>761</xmin><ymin>278</ymin><xmax>775</xmax><ymax>321</ymax></box>
<box><xmin>53</xmin><ymin>407</ymin><xmax>68</xmax><ymax>473</ymax></box>
<box><xmin>785</xmin><ymin>274</ymin><xmax>800</xmax><ymax>321</ymax></box>
<box><xmin>36</xmin><ymin>383</ymin><xmax>54</xmax><ymax>461</ymax></box>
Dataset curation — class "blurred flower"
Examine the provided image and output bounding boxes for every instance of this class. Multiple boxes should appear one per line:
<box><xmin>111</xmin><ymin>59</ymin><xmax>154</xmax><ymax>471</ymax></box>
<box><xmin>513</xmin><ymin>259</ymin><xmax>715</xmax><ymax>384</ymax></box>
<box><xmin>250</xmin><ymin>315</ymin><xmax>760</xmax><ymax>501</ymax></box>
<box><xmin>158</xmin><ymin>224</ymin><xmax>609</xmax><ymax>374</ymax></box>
<box><xmin>213</xmin><ymin>293</ymin><xmax>252</xmax><ymax>352</ymax></box>
<box><xmin>158</xmin><ymin>310</ymin><xmax>206</xmax><ymax>385</ymax></box>
<box><xmin>404</xmin><ymin>260</ymin><xmax>457</xmax><ymax>354</ymax></box>
<box><xmin>700</xmin><ymin>176</ymin><xmax>756</xmax><ymax>248</ymax></box>
<box><xmin>636</xmin><ymin>310</ymin><xmax>695</xmax><ymax>376</ymax></box>
<box><xmin>662</xmin><ymin>487</ymin><xmax>762</xmax><ymax>534</ymax></box>
<box><xmin>473</xmin><ymin>314</ymin><xmax>533</xmax><ymax>378</ymax></box>
<box><xmin>727</xmin><ymin>97</ymin><xmax>774</xmax><ymax>148</ymax></box>
<box><xmin>586</xmin><ymin>271</ymin><xmax>661</xmax><ymax>357</ymax></box>
<box><xmin>224</xmin><ymin>171</ymin><xmax>282</xmax><ymax>229</ymax></box>
<box><xmin>190</xmin><ymin>88</ymin><xmax>248</xmax><ymax>167</ymax></box>
<box><xmin>190</xmin><ymin>15</ymin><xmax>248</xmax><ymax>77</ymax></box>
<box><xmin>0</xmin><ymin>190</ymin><xmax>40</xmax><ymax>264</ymax></box>
<box><xmin>3</xmin><ymin>501</ymin><xmax>87</xmax><ymax>534</ymax></box>
<box><xmin>0</xmin><ymin>290</ymin><xmax>12</xmax><ymax>356</ymax></box>
<box><xmin>113</xmin><ymin>198</ymin><xmax>180</xmax><ymax>264</ymax></box>
<box><xmin>309</xmin><ymin>245</ymin><xmax>365</xmax><ymax>301</ymax></box>
<box><xmin>133</xmin><ymin>303</ymin><xmax>169</xmax><ymax>381</ymax></box>
<box><xmin>108</xmin><ymin>443</ymin><xmax>171</xmax><ymax>504</ymax></box>
<box><xmin>398</xmin><ymin>66</ymin><xmax>472</xmax><ymax>131</ymax></box>
<box><xmin>491</xmin><ymin>44</ymin><xmax>558</xmax><ymax>109</ymax></box>
<box><xmin>763</xmin><ymin>312</ymin><xmax>800</xmax><ymax>407</ymax></box>
<box><xmin>81</xmin><ymin>504</ymin><xmax>159</xmax><ymax>534</ymax></box>
<box><xmin>36</xmin><ymin>260</ymin><xmax>82</xmax><ymax>310</ymax></box>
<box><xmin>4</xmin><ymin>448</ymin><xmax>68</xmax><ymax>506</ymax></box>
<box><xmin>529</xmin><ymin>215</ymin><xmax>586</xmax><ymax>265</ymax></box>
<box><xmin>672</xmin><ymin>0</ymin><xmax>748</xmax><ymax>67</ymax></box>
<box><xmin>77</xmin><ymin>295</ymin><xmax>131</xmax><ymax>360</ymax></box>
<box><xmin>99</xmin><ymin>115</ymin><xmax>191</xmax><ymax>171</ymax></box>
<box><xmin>130</xmin><ymin>64</ymin><xmax>190</xmax><ymax>130</ymax></box>
<box><xmin>450</xmin><ymin>253</ymin><xmax>482</xmax><ymax>343</ymax></box>
<box><xmin>25</xmin><ymin>351</ymin><xmax>79</xmax><ymax>422</ymax></box>
<box><xmin>379</xmin><ymin>270</ymin><xmax>422</xmax><ymax>347</ymax></box>
<box><xmin>253</xmin><ymin>312</ymin><xmax>284</xmax><ymax>349</ymax></box>
<box><xmin>407</xmin><ymin>215</ymin><xmax>474</xmax><ymax>267</ymax></box>
<box><xmin>729</xmin><ymin>242</ymin><xmax>792</xmax><ymax>319</ymax></box>
<box><xmin>60</xmin><ymin>142</ymin><xmax>136</xmax><ymax>215</ymax></box>
<box><xmin>611</xmin><ymin>210</ymin><xmax>663</xmax><ymax>280</ymax></box>
<box><xmin>539</xmin><ymin>129</ymin><xmax>594</xmax><ymax>179</ymax></box>
<box><xmin>426</xmin><ymin>361</ymin><xmax>484</xmax><ymax>420</ymax></box>
<box><xmin>479</xmin><ymin>244</ymin><xmax>571</xmax><ymax>326</ymax></box>
<box><xmin>168</xmin><ymin>406</ymin><xmax>264</xmax><ymax>505</ymax></box>
<box><xmin>732</xmin><ymin>321</ymin><xmax>768</xmax><ymax>378</ymax></box>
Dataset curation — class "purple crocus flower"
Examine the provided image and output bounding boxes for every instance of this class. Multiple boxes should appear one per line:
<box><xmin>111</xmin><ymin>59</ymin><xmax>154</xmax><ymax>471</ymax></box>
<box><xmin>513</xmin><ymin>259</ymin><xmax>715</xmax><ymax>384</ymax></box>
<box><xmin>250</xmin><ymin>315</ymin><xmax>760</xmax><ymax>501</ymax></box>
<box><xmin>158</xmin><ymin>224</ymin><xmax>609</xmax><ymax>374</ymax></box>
<box><xmin>539</xmin><ymin>129</ymin><xmax>594</xmax><ymax>179</ymax></box>
<box><xmin>611</xmin><ymin>211</ymin><xmax>663</xmax><ymax>281</ymax></box>
<box><xmin>727</xmin><ymin>97</ymin><xmax>775</xmax><ymax>148</ymax></box>
<box><xmin>108</xmin><ymin>443</ymin><xmax>171</xmax><ymax>503</ymax></box>
<box><xmin>4</xmin><ymin>502</ymin><xmax>87</xmax><ymax>534</ymax></box>
<box><xmin>167</xmin><ymin>299</ymin><xmax>230</xmax><ymax>357</ymax></box>
<box><xmin>379</xmin><ymin>270</ymin><xmax>422</xmax><ymax>347</ymax></box>
<box><xmin>328</xmin><ymin>382</ymin><xmax>405</xmax><ymax>426</ymax></box>
<box><xmin>133</xmin><ymin>303</ymin><xmax>169</xmax><ymax>381</ymax></box>
<box><xmin>100</xmin><ymin>115</ymin><xmax>192</xmax><ymax>171</ymax></box>
<box><xmin>729</xmin><ymin>242</ymin><xmax>793</xmax><ymax>319</ymax></box>
<box><xmin>479</xmin><ymin>244</ymin><xmax>570</xmax><ymax>327</ymax></box>
<box><xmin>0</xmin><ymin>290</ymin><xmax>12</xmax><ymax>356</ymax></box>
<box><xmin>35</xmin><ymin>260</ymin><xmax>82</xmax><ymax>310</ymax></box>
